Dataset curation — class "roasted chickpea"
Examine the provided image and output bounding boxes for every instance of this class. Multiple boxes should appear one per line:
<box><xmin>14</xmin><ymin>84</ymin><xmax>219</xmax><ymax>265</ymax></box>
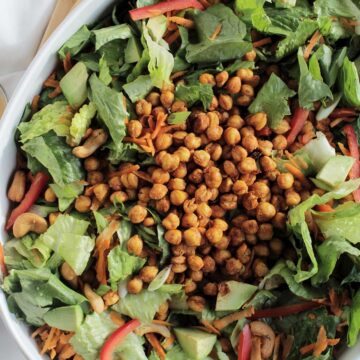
<box><xmin>220</xmin><ymin>194</ymin><xmax>238</xmax><ymax>210</ymax></box>
<box><xmin>84</xmin><ymin>157</ymin><xmax>100</xmax><ymax>171</ymax></box>
<box><xmin>237</xmin><ymin>95</ymin><xmax>252</xmax><ymax>106</ymax></box>
<box><xmin>87</xmin><ymin>171</ymin><xmax>104</xmax><ymax>185</ymax></box>
<box><xmin>110</xmin><ymin>190</ymin><xmax>129</xmax><ymax>203</ymax></box>
<box><xmin>204</xmin><ymin>167</ymin><xmax>222</xmax><ymax>189</ymax></box>
<box><xmin>225</xmin><ymin>258</ymin><xmax>245</xmax><ymax>275</ymax></box>
<box><xmin>244</xmin><ymin>49</ymin><xmax>256</xmax><ymax>61</ymax></box>
<box><xmin>206</xmin><ymin>125</ymin><xmax>223</xmax><ymax>141</ymax></box>
<box><xmin>128</xmin><ymin>205</ymin><xmax>148</xmax><ymax>224</ymax></box>
<box><xmin>146</xmin><ymin>92</ymin><xmax>160</xmax><ymax>106</ymax></box>
<box><xmin>127</xmin><ymin>235</ymin><xmax>143</xmax><ymax>256</ymax></box>
<box><xmin>193</xmin><ymin>113</ymin><xmax>210</xmax><ymax>134</ymax></box>
<box><xmin>277</xmin><ymin>173</ymin><xmax>294</xmax><ymax>190</ymax></box>
<box><xmin>196</xmin><ymin>203</ymin><xmax>212</xmax><ymax>219</ymax></box>
<box><xmin>135</xmin><ymin>99</ymin><xmax>152</xmax><ymax>116</ymax></box>
<box><xmin>168</xmin><ymin>178</ymin><xmax>186</xmax><ymax>191</ymax></box>
<box><xmin>151</xmin><ymin>168</ymin><xmax>170</xmax><ymax>184</ymax></box>
<box><xmin>285</xmin><ymin>189</ymin><xmax>301</xmax><ymax>206</ymax></box>
<box><xmin>139</xmin><ymin>266</ymin><xmax>158</xmax><ymax>283</ymax></box>
<box><xmin>226</xmin><ymin>76</ymin><xmax>242</xmax><ymax>94</ymax></box>
<box><xmin>273</xmin><ymin>119</ymin><xmax>290</xmax><ymax>135</ymax></box>
<box><xmin>171</xmin><ymin>100</ymin><xmax>187</xmax><ymax>112</ymax></box>
<box><xmin>165</xmin><ymin>229</ymin><xmax>182</xmax><ymax>245</ymax></box>
<box><xmin>227</xmin><ymin>115</ymin><xmax>245</xmax><ymax>129</ymax></box>
<box><xmin>75</xmin><ymin>195</ymin><xmax>91</xmax><ymax>213</ymax></box>
<box><xmin>238</xmin><ymin>157</ymin><xmax>258</xmax><ymax>174</ymax></box>
<box><xmin>269</xmin><ymin>238</ymin><xmax>284</xmax><ymax>256</ymax></box>
<box><xmin>260</xmin><ymin>156</ymin><xmax>277</xmax><ymax>172</ymax></box>
<box><xmin>172</xmin><ymin>162</ymin><xmax>187</xmax><ymax>178</ymax></box>
<box><xmin>251</xmin><ymin>182</ymin><xmax>270</xmax><ymax>199</ymax></box>
<box><xmin>256</xmin><ymin>202</ymin><xmax>276</xmax><ymax>222</ymax></box>
<box><xmin>174</xmin><ymin>146</ymin><xmax>191</xmax><ymax>163</ymax></box>
<box><xmin>219</xmin><ymin>94</ymin><xmax>233</xmax><ymax>111</ymax></box>
<box><xmin>160</xmin><ymin>91</ymin><xmax>174</xmax><ymax>108</ymax></box>
<box><xmin>187</xmin><ymin>296</ymin><xmax>206</xmax><ymax>312</ymax></box>
<box><xmin>219</xmin><ymin>177</ymin><xmax>233</xmax><ymax>193</ymax></box>
<box><xmin>253</xmin><ymin>259</ymin><xmax>269</xmax><ymax>278</ymax></box>
<box><xmin>170</xmin><ymin>190</ymin><xmax>188</xmax><ymax>206</ymax></box>
<box><xmin>202</xmin><ymin>256</ymin><xmax>216</xmax><ymax>273</ymax></box>
<box><xmin>258</xmin><ymin>140</ymin><xmax>273</xmax><ymax>156</ymax></box>
<box><xmin>155</xmin><ymin>133</ymin><xmax>173</xmax><ymax>151</ymax></box>
<box><xmin>127</xmin><ymin>277</ymin><xmax>143</xmax><ymax>294</ymax></box>
<box><xmin>120</xmin><ymin>173</ymin><xmax>138</xmax><ymax>190</ymax></box>
<box><xmin>181</xmin><ymin>213</ymin><xmax>199</xmax><ymax>228</ymax></box>
<box><xmin>199</xmin><ymin>73</ymin><xmax>216</xmax><ymax>86</ymax></box>
<box><xmin>160</xmin><ymin>153</ymin><xmax>180</xmax><ymax>172</ymax></box>
<box><xmin>127</xmin><ymin>120</ymin><xmax>143</xmax><ymax>138</ymax></box>
<box><xmin>206</xmin><ymin>227</ymin><xmax>223</xmax><ymax>245</ymax></box>
<box><xmin>241</xmin><ymin>84</ymin><xmax>254</xmax><ymax>97</ymax></box>
<box><xmin>236</xmin><ymin>68</ymin><xmax>253</xmax><ymax>81</ymax></box>
<box><xmin>193</xmin><ymin>150</ymin><xmax>211</xmax><ymax>168</ymax></box>
<box><xmin>223</xmin><ymin>127</ymin><xmax>241</xmax><ymax>145</ymax></box>
<box><xmin>257</xmin><ymin>223</ymin><xmax>273</xmax><ymax>241</ymax></box>
<box><xmin>215</xmin><ymin>71</ymin><xmax>229</xmax><ymax>87</ymax></box>
<box><xmin>203</xmin><ymin>282</ymin><xmax>218</xmax><ymax>296</ymax></box>
<box><xmin>188</xmin><ymin>255</ymin><xmax>204</xmax><ymax>271</ymax></box>
<box><xmin>231</xmin><ymin>180</ymin><xmax>247</xmax><ymax>196</ymax></box>
<box><xmin>44</xmin><ymin>187</ymin><xmax>57</xmax><ymax>203</ymax></box>
<box><xmin>205</xmin><ymin>143</ymin><xmax>222</xmax><ymax>161</ymax></box>
<box><xmin>247</xmin><ymin>112</ymin><xmax>267</xmax><ymax>131</ymax></box>
<box><xmin>184</xmin><ymin>228</ymin><xmax>202</xmax><ymax>247</ymax></box>
<box><xmin>213</xmin><ymin>249</ymin><xmax>231</xmax><ymax>265</ymax></box>
<box><xmin>241</xmin><ymin>134</ymin><xmax>258</xmax><ymax>153</ymax></box>
<box><xmin>184</xmin><ymin>133</ymin><xmax>202</xmax><ymax>150</ymax></box>
<box><xmin>242</xmin><ymin>219</ymin><xmax>259</xmax><ymax>235</ymax></box>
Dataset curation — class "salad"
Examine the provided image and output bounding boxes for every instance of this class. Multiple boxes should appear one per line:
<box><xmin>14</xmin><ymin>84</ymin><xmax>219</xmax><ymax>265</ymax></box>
<box><xmin>2</xmin><ymin>0</ymin><xmax>360</xmax><ymax>359</ymax></box>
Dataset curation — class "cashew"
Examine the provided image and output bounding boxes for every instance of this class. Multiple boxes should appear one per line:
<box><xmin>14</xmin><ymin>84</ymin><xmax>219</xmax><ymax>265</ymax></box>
<box><xmin>72</xmin><ymin>129</ymin><xmax>108</xmax><ymax>158</ymax></box>
<box><xmin>84</xmin><ymin>283</ymin><xmax>105</xmax><ymax>314</ymax></box>
<box><xmin>8</xmin><ymin>170</ymin><xmax>26</xmax><ymax>202</ymax></box>
<box><xmin>250</xmin><ymin>321</ymin><xmax>275</xmax><ymax>359</ymax></box>
<box><xmin>60</xmin><ymin>262</ymin><xmax>78</xmax><ymax>288</ymax></box>
<box><xmin>13</xmin><ymin>213</ymin><xmax>48</xmax><ymax>238</ymax></box>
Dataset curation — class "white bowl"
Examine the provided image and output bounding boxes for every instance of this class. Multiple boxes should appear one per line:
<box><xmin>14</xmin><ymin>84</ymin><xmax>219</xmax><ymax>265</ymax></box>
<box><xmin>1</xmin><ymin>1</ymin><xmax>360</xmax><ymax>359</ymax></box>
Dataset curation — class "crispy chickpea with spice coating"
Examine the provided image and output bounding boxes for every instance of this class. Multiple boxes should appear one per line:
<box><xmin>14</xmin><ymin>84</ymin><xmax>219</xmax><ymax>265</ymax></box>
<box><xmin>162</xmin><ymin>213</ymin><xmax>180</xmax><ymax>230</ymax></box>
<box><xmin>184</xmin><ymin>228</ymin><xmax>202</xmax><ymax>247</ymax></box>
<box><xmin>165</xmin><ymin>229</ymin><xmax>182</xmax><ymax>245</ymax></box>
<box><xmin>139</xmin><ymin>266</ymin><xmax>158</xmax><ymax>283</ymax></box>
<box><xmin>127</xmin><ymin>235</ymin><xmax>143</xmax><ymax>256</ymax></box>
<box><xmin>128</xmin><ymin>205</ymin><xmax>148</xmax><ymax>224</ymax></box>
<box><xmin>277</xmin><ymin>172</ymin><xmax>294</xmax><ymax>190</ymax></box>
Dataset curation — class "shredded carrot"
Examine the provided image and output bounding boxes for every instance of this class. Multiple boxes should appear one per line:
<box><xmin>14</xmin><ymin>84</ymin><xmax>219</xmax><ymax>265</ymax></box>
<box><xmin>329</xmin><ymin>288</ymin><xmax>342</xmax><ymax>317</ymax></box>
<box><xmin>338</xmin><ymin>142</ymin><xmax>351</xmax><ymax>156</ymax></box>
<box><xmin>253</xmin><ymin>37</ymin><xmax>272</xmax><ymax>48</ymax></box>
<box><xmin>108</xmin><ymin>164</ymin><xmax>140</xmax><ymax>178</ymax></box>
<box><xmin>162</xmin><ymin>334</ymin><xmax>175</xmax><ymax>349</ymax></box>
<box><xmin>124</xmin><ymin>136</ymin><xmax>148</xmax><ymax>145</ymax></box>
<box><xmin>200</xmin><ymin>319</ymin><xmax>221</xmax><ymax>335</ymax></box>
<box><xmin>300</xmin><ymin>326</ymin><xmax>340</xmax><ymax>356</ymax></box>
<box><xmin>330</xmin><ymin>118</ymin><xmax>344</xmax><ymax>128</ymax></box>
<box><xmin>146</xmin><ymin>333</ymin><xmax>166</xmax><ymax>360</ymax></box>
<box><xmin>32</xmin><ymin>325</ymin><xmax>46</xmax><ymax>338</ymax></box>
<box><xmin>170</xmin><ymin>70</ymin><xmax>187</xmax><ymax>80</ymax></box>
<box><xmin>110</xmin><ymin>311</ymin><xmax>125</xmax><ymax>327</ymax></box>
<box><xmin>44</xmin><ymin>78</ymin><xmax>59</xmax><ymax>88</ymax></box>
<box><xmin>152</xmin><ymin>319</ymin><xmax>173</xmax><ymax>326</ymax></box>
<box><xmin>304</xmin><ymin>30</ymin><xmax>322</xmax><ymax>61</ymax></box>
<box><xmin>151</xmin><ymin>113</ymin><xmax>168</xmax><ymax>139</ymax></box>
<box><xmin>95</xmin><ymin>220</ymin><xmax>120</xmax><ymax>284</ymax></box>
<box><xmin>63</xmin><ymin>52</ymin><xmax>72</xmax><ymax>73</ymax></box>
<box><xmin>48</xmin><ymin>86</ymin><xmax>62</xmax><ymax>99</ymax></box>
<box><xmin>0</xmin><ymin>243</ymin><xmax>7</xmax><ymax>278</ymax></box>
<box><xmin>209</xmin><ymin>24</ymin><xmax>222</xmax><ymax>40</ymax></box>
<box><xmin>31</xmin><ymin>95</ymin><xmax>40</xmax><ymax>113</ymax></box>
<box><xmin>315</xmin><ymin>204</ymin><xmax>334</xmax><ymax>212</ymax></box>
<box><xmin>147</xmin><ymin>116</ymin><xmax>156</xmax><ymax>131</ymax></box>
<box><xmin>168</xmin><ymin>16</ymin><xmax>194</xmax><ymax>28</ymax></box>
<box><xmin>165</xmin><ymin>29</ymin><xmax>180</xmax><ymax>45</ymax></box>
<box><xmin>134</xmin><ymin>170</ymin><xmax>152</xmax><ymax>182</ymax></box>
<box><xmin>41</xmin><ymin>327</ymin><xmax>57</xmax><ymax>355</ymax></box>
<box><xmin>284</xmin><ymin>163</ymin><xmax>312</xmax><ymax>187</ymax></box>
<box><xmin>301</xmin><ymin>132</ymin><xmax>315</xmax><ymax>145</ymax></box>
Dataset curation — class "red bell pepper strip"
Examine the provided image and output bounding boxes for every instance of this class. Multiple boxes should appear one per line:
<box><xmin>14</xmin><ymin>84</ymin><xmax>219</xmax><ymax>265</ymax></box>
<box><xmin>315</xmin><ymin>204</ymin><xmax>334</xmax><ymax>212</ymax></box>
<box><xmin>329</xmin><ymin>108</ymin><xmax>358</xmax><ymax>119</ymax></box>
<box><xmin>343</xmin><ymin>124</ymin><xmax>360</xmax><ymax>202</ymax></box>
<box><xmin>5</xmin><ymin>172</ymin><xmax>50</xmax><ymax>230</ymax></box>
<box><xmin>286</xmin><ymin>107</ymin><xmax>310</xmax><ymax>145</ymax></box>
<box><xmin>129</xmin><ymin>0</ymin><xmax>204</xmax><ymax>21</ymax></box>
<box><xmin>238</xmin><ymin>324</ymin><xmax>252</xmax><ymax>360</ymax></box>
<box><xmin>100</xmin><ymin>319</ymin><xmax>141</xmax><ymax>360</ymax></box>
<box><xmin>249</xmin><ymin>302</ymin><xmax>321</xmax><ymax>320</ymax></box>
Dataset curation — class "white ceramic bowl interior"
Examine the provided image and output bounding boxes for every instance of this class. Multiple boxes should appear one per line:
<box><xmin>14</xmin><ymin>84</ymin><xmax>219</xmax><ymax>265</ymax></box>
<box><xmin>1</xmin><ymin>1</ymin><xmax>360</xmax><ymax>359</ymax></box>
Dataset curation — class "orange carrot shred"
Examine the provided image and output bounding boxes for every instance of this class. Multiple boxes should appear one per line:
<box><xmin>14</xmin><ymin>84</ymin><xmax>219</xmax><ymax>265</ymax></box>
<box><xmin>209</xmin><ymin>24</ymin><xmax>222</xmax><ymax>40</ymax></box>
<box><xmin>200</xmin><ymin>319</ymin><xmax>221</xmax><ymax>335</ymax></box>
<box><xmin>41</xmin><ymin>327</ymin><xmax>56</xmax><ymax>355</ymax></box>
<box><xmin>304</xmin><ymin>30</ymin><xmax>322</xmax><ymax>61</ymax></box>
<box><xmin>108</xmin><ymin>164</ymin><xmax>140</xmax><ymax>178</ymax></box>
<box><xmin>315</xmin><ymin>204</ymin><xmax>334</xmax><ymax>212</ymax></box>
<box><xmin>146</xmin><ymin>333</ymin><xmax>166</xmax><ymax>360</ymax></box>
<box><xmin>165</xmin><ymin>29</ymin><xmax>180</xmax><ymax>45</ymax></box>
<box><xmin>253</xmin><ymin>37</ymin><xmax>272</xmax><ymax>48</ymax></box>
<box><xmin>134</xmin><ymin>170</ymin><xmax>153</xmax><ymax>182</ymax></box>
<box><xmin>31</xmin><ymin>95</ymin><xmax>40</xmax><ymax>113</ymax></box>
<box><xmin>63</xmin><ymin>52</ymin><xmax>72</xmax><ymax>73</ymax></box>
<box><xmin>152</xmin><ymin>319</ymin><xmax>173</xmax><ymax>326</ymax></box>
<box><xmin>44</xmin><ymin>78</ymin><xmax>59</xmax><ymax>88</ymax></box>
<box><xmin>284</xmin><ymin>163</ymin><xmax>311</xmax><ymax>187</ymax></box>
<box><xmin>338</xmin><ymin>142</ymin><xmax>351</xmax><ymax>156</ymax></box>
<box><xmin>48</xmin><ymin>86</ymin><xmax>62</xmax><ymax>99</ymax></box>
<box><xmin>151</xmin><ymin>113</ymin><xmax>167</xmax><ymax>139</ymax></box>
<box><xmin>148</xmin><ymin>116</ymin><xmax>156</xmax><ymax>131</ymax></box>
<box><xmin>124</xmin><ymin>136</ymin><xmax>148</xmax><ymax>145</ymax></box>
<box><xmin>168</xmin><ymin>16</ymin><xmax>195</xmax><ymax>28</ymax></box>
<box><xmin>170</xmin><ymin>70</ymin><xmax>187</xmax><ymax>80</ymax></box>
<box><xmin>162</xmin><ymin>334</ymin><xmax>175</xmax><ymax>349</ymax></box>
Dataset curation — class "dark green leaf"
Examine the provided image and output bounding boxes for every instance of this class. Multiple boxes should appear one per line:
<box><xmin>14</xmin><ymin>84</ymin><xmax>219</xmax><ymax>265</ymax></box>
<box><xmin>123</xmin><ymin>75</ymin><xmax>153</xmax><ymax>103</ymax></box>
<box><xmin>92</xmin><ymin>24</ymin><xmax>132</xmax><ymax>50</ymax></box>
<box><xmin>58</xmin><ymin>25</ymin><xmax>91</xmax><ymax>59</ymax></box>
<box><xmin>167</xmin><ymin>111</ymin><xmax>191</xmax><ymax>125</ymax></box>
<box><xmin>175</xmin><ymin>84</ymin><xmax>214</xmax><ymax>110</ymax></box>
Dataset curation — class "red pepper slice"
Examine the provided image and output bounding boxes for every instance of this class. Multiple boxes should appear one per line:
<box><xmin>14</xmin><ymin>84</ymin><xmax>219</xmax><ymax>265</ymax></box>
<box><xmin>250</xmin><ymin>302</ymin><xmax>321</xmax><ymax>320</ymax></box>
<box><xmin>315</xmin><ymin>204</ymin><xmax>334</xmax><ymax>212</ymax></box>
<box><xmin>5</xmin><ymin>172</ymin><xmax>50</xmax><ymax>230</ymax></box>
<box><xmin>343</xmin><ymin>124</ymin><xmax>360</xmax><ymax>202</ymax></box>
<box><xmin>100</xmin><ymin>319</ymin><xmax>141</xmax><ymax>360</ymax></box>
<box><xmin>238</xmin><ymin>324</ymin><xmax>252</xmax><ymax>360</ymax></box>
<box><xmin>129</xmin><ymin>0</ymin><xmax>204</xmax><ymax>21</ymax></box>
<box><xmin>286</xmin><ymin>107</ymin><xmax>310</xmax><ymax>145</ymax></box>
<box><xmin>329</xmin><ymin>108</ymin><xmax>358</xmax><ymax>119</ymax></box>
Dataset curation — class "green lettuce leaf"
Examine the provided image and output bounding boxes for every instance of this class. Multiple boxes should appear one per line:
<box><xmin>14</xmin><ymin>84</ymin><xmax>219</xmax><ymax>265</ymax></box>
<box><xmin>288</xmin><ymin>179</ymin><xmax>360</xmax><ymax>282</ymax></box>
<box><xmin>235</xmin><ymin>0</ymin><xmax>270</xmax><ymax>30</ymax></box>
<box><xmin>143</xmin><ymin>25</ymin><xmax>174</xmax><ymax>89</ymax></box>
<box><xmin>175</xmin><ymin>84</ymin><xmax>214</xmax><ymax>110</ymax></box>
<box><xmin>4</xmin><ymin>235</ymin><xmax>51</xmax><ymax>270</ymax></box>
<box><xmin>3</xmin><ymin>268</ymin><xmax>87</xmax><ymax>326</ymax></box>
<box><xmin>69</xmin><ymin>102</ymin><xmax>97</xmax><ymax>145</ymax></box>
<box><xmin>115</xmin><ymin>332</ymin><xmax>147</xmax><ymax>360</ymax></box>
<box><xmin>123</xmin><ymin>75</ymin><xmax>153</xmax><ymax>103</ymax></box>
<box><xmin>18</xmin><ymin>101</ymin><xmax>73</xmax><ymax>143</ymax></box>
<box><xmin>93</xmin><ymin>211</ymin><xmax>109</xmax><ymax>233</ymax></box>
<box><xmin>92</xmin><ymin>24</ymin><xmax>132</xmax><ymax>51</ymax></box>
<box><xmin>162</xmin><ymin>345</ymin><xmax>189</xmax><ymax>360</ymax></box>
<box><xmin>313</xmin><ymin>202</ymin><xmax>360</xmax><ymax>244</ymax></box>
<box><xmin>113</xmin><ymin>289</ymin><xmax>171</xmax><ymax>323</ymax></box>
<box><xmin>99</xmin><ymin>56</ymin><xmax>112</xmax><ymax>85</ymax></box>
<box><xmin>41</xmin><ymin>214</ymin><xmax>94</xmax><ymax>275</ymax></box>
<box><xmin>70</xmin><ymin>312</ymin><xmax>117</xmax><ymax>360</ymax></box>
<box><xmin>107</xmin><ymin>141</ymin><xmax>154</xmax><ymax>165</ymax></box>
<box><xmin>89</xmin><ymin>73</ymin><xmax>128</xmax><ymax>144</ymax></box>
<box><xmin>260</xmin><ymin>261</ymin><xmax>322</xmax><ymax>299</ymax></box>
<box><xmin>167</xmin><ymin>111</ymin><xmax>191</xmax><ymax>125</ymax></box>
<box><xmin>348</xmin><ymin>289</ymin><xmax>360</xmax><ymax>346</ymax></box>
<box><xmin>108</xmin><ymin>246</ymin><xmax>146</xmax><ymax>285</ymax></box>
<box><xmin>21</xmin><ymin>131</ymin><xmax>84</xmax><ymax>186</ymax></box>
<box><xmin>298</xmin><ymin>48</ymin><xmax>333</xmax><ymax>110</ymax></box>
<box><xmin>186</xmin><ymin>4</ymin><xmax>252</xmax><ymax>64</ymax></box>
<box><xmin>339</xmin><ymin>57</ymin><xmax>360</xmax><ymax>107</ymax></box>
<box><xmin>50</xmin><ymin>182</ymin><xmax>84</xmax><ymax>211</ymax></box>
<box><xmin>248</xmin><ymin>73</ymin><xmax>296</xmax><ymax>128</ymax></box>
<box><xmin>58</xmin><ymin>25</ymin><xmax>91</xmax><ymax>59</ymax></box>
<box><xmin>312</xmin><ymin>236</ymin><xmax>360</xmax><ymax>285</ymax></box>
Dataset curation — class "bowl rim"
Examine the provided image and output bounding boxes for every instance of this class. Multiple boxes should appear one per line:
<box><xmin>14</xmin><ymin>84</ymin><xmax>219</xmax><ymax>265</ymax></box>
<box><xmin>0</xmin><ymin>0</ymin><xmax>114</xmax><ymax>358</ymax></box>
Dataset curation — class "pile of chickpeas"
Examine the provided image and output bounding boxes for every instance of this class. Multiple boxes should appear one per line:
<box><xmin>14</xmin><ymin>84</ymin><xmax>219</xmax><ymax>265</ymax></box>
<box><xmin>36</xmin><ymin>55</ymin><xmax>310</xmax><ymax>316</ymax></box>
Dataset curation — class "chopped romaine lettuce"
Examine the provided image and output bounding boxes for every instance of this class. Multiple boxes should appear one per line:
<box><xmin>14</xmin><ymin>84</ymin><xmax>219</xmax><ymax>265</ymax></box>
<box><xmin>50</xmin><ymin>181</ymin><xmax>84</xmax><ymax>211</ymax></box>
<box><xmin>123</xmin><ymin>75</ymin><xmax>153</xmax><ymax>103</ymax></box>
<box><xmin>248</xmin><ymin>73</ymin><xmax>296</xmax><ymax>129</ymax></box>
<box><xmin>18</xmin><ymin>101</ymin><xmax>73</xmax><ymax>143</ymax></box>
<box><xmin>58</xmin><ymin>25</ymin><xmax>91</xmax><ymax>59</ymax></box>
<box><xmin>21</xmin><ymin>131</ymin><xmax>84</xmax><ymax>186</ymax></box>
<box><xmin>41</xmin><ymin>214</ymin><xmax>94</xmax><ymax>275</ymax></box>
<box><xmin>175</xmin><ymin>84</ymin><xmax>214</xmax><ymax>110</ymax></box>
<box><xmin>92</xmin><ymin>24</ymin><xmax>132</xmax><ymax>51</ymax></box>
<box><xmin>339</xmin><ymin>57</ymin><xmax>360</xmax><ymax>107</ymax></box>
<box><xmin>98</xmin><ymin>56</ymin><xmax>112</xmax><ymax>85</ymax></box>
<box><xmin>69</xmin><ymin>102</ymin><xmax>97</xmax><ymax>145</ymax></box>
<box><xmin>167</xmin><ymin>111</ymin><xmax>191</xmax><ymax>125</ymax></box>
